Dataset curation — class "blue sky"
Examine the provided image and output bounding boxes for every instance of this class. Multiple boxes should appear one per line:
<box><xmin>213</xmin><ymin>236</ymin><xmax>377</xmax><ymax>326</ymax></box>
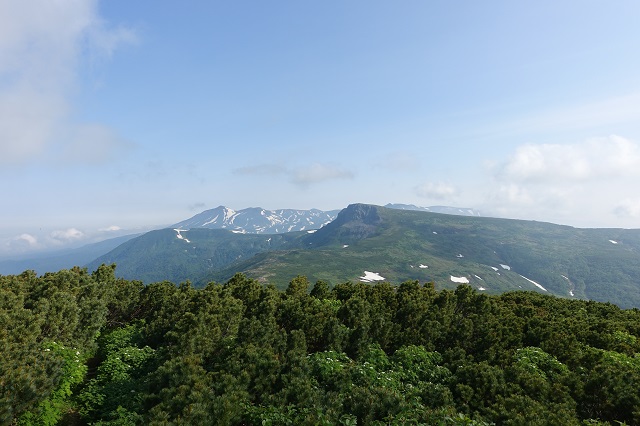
<box><xmin>2</xmin><ymin>0</ymin><xmax>640</xmax><ymax>255</ymax></box>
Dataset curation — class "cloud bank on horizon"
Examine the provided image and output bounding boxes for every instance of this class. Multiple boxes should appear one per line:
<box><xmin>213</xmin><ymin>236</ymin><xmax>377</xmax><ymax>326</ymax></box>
<box><xmin>487</xmin><ymin>135</ymin><xmax>640</xmax><ymax>225</ymax></box>
<box><xmin>2</xmin><ymin>0</ymin><xmax>640</xmax><ymax>255</ymax></box>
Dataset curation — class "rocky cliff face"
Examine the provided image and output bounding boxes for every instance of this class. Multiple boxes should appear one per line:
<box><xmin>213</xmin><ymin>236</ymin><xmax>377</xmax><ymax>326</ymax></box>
<box><xmin>305</xmin><ymin>204</ymin><xmax>384</xmax><ymax>247</ymax></box>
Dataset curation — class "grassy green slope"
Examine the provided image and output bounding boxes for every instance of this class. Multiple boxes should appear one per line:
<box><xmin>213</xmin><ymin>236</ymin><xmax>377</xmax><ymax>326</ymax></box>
<box><xmin>211</xmin><ymin>204</ymin><xmax>640</xmax><ymax>308</ymax></box>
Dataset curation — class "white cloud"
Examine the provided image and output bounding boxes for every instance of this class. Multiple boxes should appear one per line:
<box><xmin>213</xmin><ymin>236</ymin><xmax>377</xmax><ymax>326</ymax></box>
<box><xmin>0</xmin><ymin>224</ymin><xmax>136</xmax><ymax>257</ymax></box>
<box><xmin>16</xmin><ymin>233</ymin><xmax>39</xmax><ymax>247</ymax></box>
<box><xmin>86</xmin><ymin>18</ymin><xmax>138</xmax><ymax>60</ymax></box>
<box><xmin>482</xmin><ymin>135</ymin><xmax>640</xmax><ymax>227</ymax></box>
<box><xmin>0</xmin><ymin>233</ymin><xmax>41</xmax><ymax>256</ymax></box>
<box><xmin>98</xmin><ymin>225</ymin><xmax>122</xmax><ymax>232</ymax></box>
<box><xmin>497</xmin><ymin>135</ymin><xmax>640</xmax><ymax>183</ymax></box>
<box><xmin>0</xmin><ymin>78</ymin><xmax>67</xmax><ymax>164</ymax></box>
<box><xmin>614</xmin><ymin>199</ymin><xmax>640</xmax><ymax>219</ymax></box>
<box><xmin>493</xmin><ymin>184</ymin><xmax>534</xmax><ymax>206</ymax></box>
<box><xmin>291</xmin><ymin>163</ymin><xmax>354</xmax><ymax>186</ymax></box>
<box><xmin>188</xmin><ymin>203</ymin><xmax>207</xmax><ymax>212</ymax></box>
<box><xmin>0</xmin><ymin>0</ymin><xmax>136</xmax><ymax>166</ymax></box>
<box><xmin>50</xmin><ymin>228</ymin><xmax>85</xmax><ymax>243</ymax></box>
<box><xmin>235</xmin><ymin>162</ymin><xmax>354</xmax><ymax>187</ymax></box>
<box><xmin>414</xmin><ymin>181</ymin><xmax>458</xmax><ymax>200</ymax></box>
<box><xmin>61</xmin><ymin>123</ymin><xmax>132</xmax><ymax>164</ymax></box>
<box><xmin>234</xmin><ymin>164</ymin><xmax>288</xmax><ymax>177</ymax></box>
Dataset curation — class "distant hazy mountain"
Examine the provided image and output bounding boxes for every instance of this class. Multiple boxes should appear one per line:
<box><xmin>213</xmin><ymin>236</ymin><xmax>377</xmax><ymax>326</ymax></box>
<box><xmin>173</xmin><ymin>206</ymin><xmax>340</xmax><ymax>234</ymax></box>
<box><xmin>0</xmin><ymin>234</ymin><xmax>139</xmax><ymax>275</ymax></box>
<box><xmin>385</xmin><ymin>203</ymin><xmax>481</xmax><ymax>217</ymax></box>
<box><xmin>86</xmin><ymin>203</ymin><xmax>640</xmax><ymax>309</ymax></box>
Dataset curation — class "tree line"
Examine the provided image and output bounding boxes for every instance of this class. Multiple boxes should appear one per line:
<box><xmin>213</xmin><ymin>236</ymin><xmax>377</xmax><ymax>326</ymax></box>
<box><xmin>1</xmin><ymin>264</ymin><xmax>639</xmax><ymax>425</ymax></box>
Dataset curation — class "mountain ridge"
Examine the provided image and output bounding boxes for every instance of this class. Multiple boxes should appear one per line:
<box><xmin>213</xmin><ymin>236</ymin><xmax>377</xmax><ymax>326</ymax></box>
<box><xmin>0</xmin><ymin>203</ymin><xmax>484</xmax><ymax>275</ymax></box>
<box><xmin>384</xmin><ymin>203</ymin><xmax>481</xmax><ymax>217</ymax></box>
<box><xmin>173</xmin><ymin>203</ymin><xmax>483</xmax><ymax>234</ymax></box>
<box><xmin>0</xmin><ymin>234</ymin><xmax>140</xmax><ymax>275</ymax></box>
<box><xmin>85</xmin><ymin>203</ymin><xmax>640</xmax><ymax>309</ymax></box>
<box><xmin>172</xmin><ymin>205</ymin><xmax>340</xmax><ymax>234</ymax></box>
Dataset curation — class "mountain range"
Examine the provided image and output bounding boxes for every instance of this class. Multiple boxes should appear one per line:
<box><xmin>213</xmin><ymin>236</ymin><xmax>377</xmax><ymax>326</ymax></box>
<box><xmin>0</xmin><ymin>203</ymin><xmax>479</xmax><ymax>276</ymax></box>
<box><xmin>172</xmin><ymin>205</ymin><xmax>341</xmax><ymax>233</ymax></box>
<box><xmin>86</xmin><ymin>203</ymin><xmax>640</xmax><ymax>309</ymax></box>
<box><xmin>4</xmin><ymin>202</ymin><xmax>639</xmax><ymax>309</ymax></box>
<box><xmin>171</xmin><ymin>204</ymin><xmax>481</xmax><ymax>232</ymax></box>
<box><xmin>0</xmin><ymin>234</ymin><xmax>139</xmax><ymax>276</ymax></box>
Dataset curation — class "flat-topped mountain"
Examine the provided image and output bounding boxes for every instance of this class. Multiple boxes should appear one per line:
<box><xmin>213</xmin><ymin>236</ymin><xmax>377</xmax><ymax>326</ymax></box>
<box><xmin>248</xmin><ymin>204</ymin><xmax>640</xmax><ymax>309</ymax></box>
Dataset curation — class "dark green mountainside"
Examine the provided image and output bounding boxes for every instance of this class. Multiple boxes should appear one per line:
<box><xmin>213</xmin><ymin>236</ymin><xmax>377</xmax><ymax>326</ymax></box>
<box><xmin>213</xmin><ymin>204</ymin><xmax>640</xmax><ymax>309</ymax></box>
<box><xmin>89</xmin><ymin>204</ymin><xmax>640</xmax><ymax>308</ymax></box>
<box><xmin>86</xmin><ymin>228</ymin><xmax>305</xmax><ymax>284</ymax></box>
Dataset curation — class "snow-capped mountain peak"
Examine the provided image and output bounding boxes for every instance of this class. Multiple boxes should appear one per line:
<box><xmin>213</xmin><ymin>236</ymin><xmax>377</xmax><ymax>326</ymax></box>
<box><xmin>173</xmin><ymin>203</ymin><xmax>481</xmax><ymax>235</ymax></box>
<box><xmin>173</xmin><ymin>206</ymin><xmax>340</xmax><ymax>234</ymax></box>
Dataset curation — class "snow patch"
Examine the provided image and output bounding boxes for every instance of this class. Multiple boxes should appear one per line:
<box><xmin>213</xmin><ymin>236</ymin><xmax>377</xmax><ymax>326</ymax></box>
<box><xmin>343</xmin><ymin>244</ymin><xmax>349</xmax><ymax>248</ymax></box>
<box><xmin>450</xmin><ymin>276</ymin><xmax>469</xmax><ymax>284</ymax></box>
<box><xmin>478</xmin><ymin>287</ymin><xmax>486</xmax><ymax>291</ymax></box>
<box><xmin>360</xmin><ymin>271</ymin><xmax>385</xmax><ymax>282</ymax></box>
<box><xmin>224</xmin><ymin>208</ymin><xmax>236</xmax><ymax>222</ymax></box>
<box><xmin>474</xmin><ymin>274</ymin><xmax>483</xmax><ymax>280</ymax></box>
<box><xmin>500</xmin><ymin>264</ymin><xmax>511</xmax><ymax>270</ymax></box>
<box><xmin>518</xmin><ymin>274</ymin><xmax>547</xmax><ymax>292</ymax></box>
<box><xmin>456</xmin><ymin>254</ymin><xmax>464</xmax><ymax>258</ymax></box>
<box><xmin>491</xmin><ymin>267</ymin><xmax>499</xmax><ymax>271</ymax></box>
<box><xmin>432</xmin><ymin>231</ymin><xmax>438</xmax><ymax>234</ymax></box>
<box><xmin>419</xmin><ymin>264</ymin><xmax>428</xmax><ymax>269</ymax></box>
<box><xmin>174</xmin><ymin>229</ymin><xmax>191</xmax><ymax>243</ymax></box>
<box><xmin>609</xmin><ymin>240</ymin><xmax>618</xmax><ymax>244</ymax></box>
<box><xmin>202</xmin><ymin>214</ymin><xmax>220</xmax><ymax>226</ymax></box>
<box><xmin>561</xmin><ymin>275</ymin><xmax>575</xmax><ymax>296</ymax></box>
<box><xmin>307</xmin><ymin>230</ymin><xmax>317</xmax><ymax>233</ymax></box>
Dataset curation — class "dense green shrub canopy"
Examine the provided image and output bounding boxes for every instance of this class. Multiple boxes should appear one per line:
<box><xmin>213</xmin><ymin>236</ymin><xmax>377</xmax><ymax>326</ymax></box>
<box><xmin>2</xmin><ymin>265</ymin><xmax>640</xmax><ymax>425</ymax></box>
